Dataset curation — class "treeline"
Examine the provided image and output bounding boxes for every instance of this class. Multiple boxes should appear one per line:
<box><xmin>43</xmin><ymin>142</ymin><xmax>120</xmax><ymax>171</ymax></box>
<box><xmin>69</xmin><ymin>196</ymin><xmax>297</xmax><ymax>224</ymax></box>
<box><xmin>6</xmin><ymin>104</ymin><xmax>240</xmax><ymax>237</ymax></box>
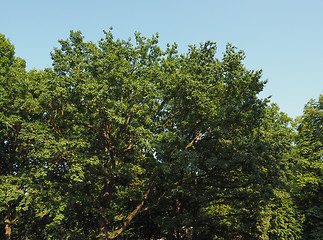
<box><xmin>0</xmin><ymin>31</ymin><xmax>322</xmax><ymax>240</ymax></box>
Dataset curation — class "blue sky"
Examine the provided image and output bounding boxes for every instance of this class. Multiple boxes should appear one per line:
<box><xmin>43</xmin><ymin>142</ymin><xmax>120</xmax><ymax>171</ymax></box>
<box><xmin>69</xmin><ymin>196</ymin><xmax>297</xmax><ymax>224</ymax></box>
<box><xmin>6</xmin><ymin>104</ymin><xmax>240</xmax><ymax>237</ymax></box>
<box><xmin>1</xmin><ymin>0</ymin><xmax>322</xmax><ymax>119</ymax></box>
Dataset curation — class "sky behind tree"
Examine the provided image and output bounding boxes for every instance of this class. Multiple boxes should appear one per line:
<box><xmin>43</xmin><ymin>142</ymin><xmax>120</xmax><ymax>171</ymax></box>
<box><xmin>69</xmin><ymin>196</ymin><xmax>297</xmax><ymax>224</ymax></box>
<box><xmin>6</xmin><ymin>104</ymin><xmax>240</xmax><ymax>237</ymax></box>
<box><xmin>1</xmin><ymin>0</ymin><xmax>322</xmax><ymax>118</ymax></box>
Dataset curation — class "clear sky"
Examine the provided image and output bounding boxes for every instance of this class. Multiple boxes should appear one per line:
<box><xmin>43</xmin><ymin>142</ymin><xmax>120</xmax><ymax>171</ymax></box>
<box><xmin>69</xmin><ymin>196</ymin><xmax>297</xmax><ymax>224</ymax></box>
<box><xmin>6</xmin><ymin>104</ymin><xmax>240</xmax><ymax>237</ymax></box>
<box><xmin>1</xmin><ymin>0</ymin><xmax>322</xmax><ymax>119</ymax></box>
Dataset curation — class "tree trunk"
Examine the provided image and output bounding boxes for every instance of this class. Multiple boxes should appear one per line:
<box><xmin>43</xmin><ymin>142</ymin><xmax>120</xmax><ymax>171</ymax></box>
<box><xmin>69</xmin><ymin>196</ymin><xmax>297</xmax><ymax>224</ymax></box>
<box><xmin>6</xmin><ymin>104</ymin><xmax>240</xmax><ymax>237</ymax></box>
<box><xmin>5</xmin><ymin>204</ymin><xmax>12</xmax><ymax>240</ymax></box>
<box><xmin>98</xmin><ymin>179</ymin><xmax>112</xmax><ymax>240</ymax></box>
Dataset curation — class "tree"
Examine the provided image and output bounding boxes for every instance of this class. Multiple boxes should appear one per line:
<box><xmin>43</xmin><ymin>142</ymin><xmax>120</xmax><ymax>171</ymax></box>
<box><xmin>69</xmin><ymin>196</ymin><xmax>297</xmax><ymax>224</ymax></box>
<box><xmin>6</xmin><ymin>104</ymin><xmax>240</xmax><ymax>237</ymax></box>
<box><xmin>27</xmin><ymin>30</ymin><xmax>270</xmax><ymax>239</ymax></box>
<box><xmin>0</xmin><ymin>34</ymin><xmax>33</xmax><ymax>240</ymax></box>
<box><xmin>28</xmin><ymin>30</ymin><xmax>167</xmax><ymax>239</ymax></box>
<box><xmin>294</xmin><ymin>95</ymin><xmax>323</xmax><ymax>240</ymax></box>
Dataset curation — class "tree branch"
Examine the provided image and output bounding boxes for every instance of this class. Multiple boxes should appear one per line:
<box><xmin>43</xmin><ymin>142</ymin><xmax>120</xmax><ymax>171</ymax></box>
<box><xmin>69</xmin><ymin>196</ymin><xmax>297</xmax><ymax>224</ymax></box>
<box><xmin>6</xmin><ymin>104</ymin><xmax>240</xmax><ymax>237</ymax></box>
<box><xmin>107</xmin><ymin>181</ymin><xmax>154</xmax><ymax>239</ymax></box>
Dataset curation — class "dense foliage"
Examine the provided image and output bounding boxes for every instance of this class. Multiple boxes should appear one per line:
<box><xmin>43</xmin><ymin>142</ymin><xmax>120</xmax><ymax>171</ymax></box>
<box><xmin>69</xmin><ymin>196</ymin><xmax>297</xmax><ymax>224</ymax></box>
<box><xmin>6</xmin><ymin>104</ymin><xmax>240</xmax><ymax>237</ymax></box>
<box><xmin>0</xmin><ymin>31</ymin><xmax>322</xmax><ymax>239</ymax></box>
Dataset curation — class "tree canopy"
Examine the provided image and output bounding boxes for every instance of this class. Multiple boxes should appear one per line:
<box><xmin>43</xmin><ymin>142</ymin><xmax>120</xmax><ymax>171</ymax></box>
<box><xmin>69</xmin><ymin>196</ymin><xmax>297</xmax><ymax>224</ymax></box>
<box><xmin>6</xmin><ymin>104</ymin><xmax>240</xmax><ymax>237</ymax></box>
<box><xmin>0</xmin><ymin>30</ymin><xmax>322</xmax><ymax>240</ymax></box>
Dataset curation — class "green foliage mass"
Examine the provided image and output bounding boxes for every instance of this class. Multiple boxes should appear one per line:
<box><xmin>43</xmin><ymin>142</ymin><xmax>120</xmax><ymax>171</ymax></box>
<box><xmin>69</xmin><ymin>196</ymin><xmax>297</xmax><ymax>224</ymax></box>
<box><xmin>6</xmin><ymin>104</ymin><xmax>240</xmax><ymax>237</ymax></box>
<box><xmin>0</xmin><ymin>34</ymin><xmax>15</xmax><ymax>75</ymax></box>
<box><xmin>0</xmin><ymin>31</ymin><xmax>321</xmax><ymax>239</ymax></box>
<box><xmin>294</xmin><ymin>95</ymin><xmax>323</xmax><ymax>240</ymax></box>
